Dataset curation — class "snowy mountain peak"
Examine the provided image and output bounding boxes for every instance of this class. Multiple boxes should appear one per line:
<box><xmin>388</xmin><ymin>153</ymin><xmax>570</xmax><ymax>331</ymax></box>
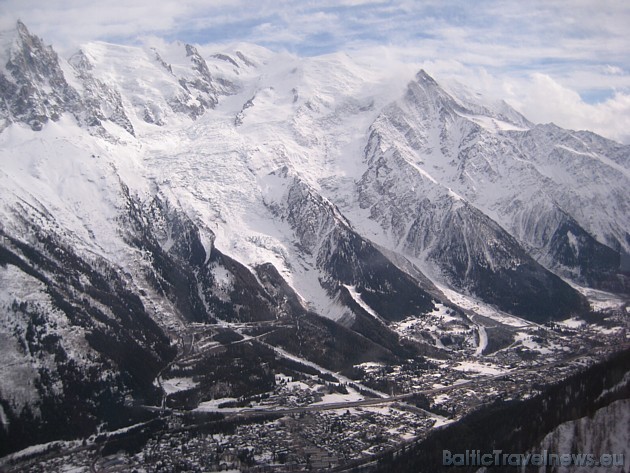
<box><xmin>3</xmin><ymin>19</ymin><xmax>42</xmax><ymax>55</ymax></box>
<box><xmin>404</xmin><ymin>69</ymin><xmax>531</xmax><ymax>134</ymax></box>
<box><xmin>415</xmin><ymin>68</ymin><xmax>439</xmax><ymax>86</ymax></box>
<box><xmin>0</xmin><ymin>20</ymin><xmax>79</xmax><ymax>131</ymax></box>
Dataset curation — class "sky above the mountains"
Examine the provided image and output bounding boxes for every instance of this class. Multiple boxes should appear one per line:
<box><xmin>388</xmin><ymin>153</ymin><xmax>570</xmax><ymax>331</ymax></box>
<box><xmin>1</xmin><ymin>0</ymin><xmax>630</xmax><ymax>143</ymax></box>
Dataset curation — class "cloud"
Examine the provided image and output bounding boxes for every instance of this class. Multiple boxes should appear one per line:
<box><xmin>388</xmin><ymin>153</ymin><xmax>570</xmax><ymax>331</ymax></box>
<box><xmin>507</xmin><ymin>74</ymin><xmax>630</xmax><ymax>144</ymax></box>
<box><xmin>0</xmin><ymin>0</ymin><xmax>238</xmax><ymax>51</ymax></box>
<box><xmin>604</xmin><ymin>65</ymin><xmax>624</xmax><ymax>76</ymax></box>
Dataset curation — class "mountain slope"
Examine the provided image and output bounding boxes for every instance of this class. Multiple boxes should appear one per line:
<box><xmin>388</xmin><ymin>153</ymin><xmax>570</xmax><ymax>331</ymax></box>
<box><xmin>354</xmin><ymin>70</ymin><xmax>628</xmax><ymax>303</ymax></box>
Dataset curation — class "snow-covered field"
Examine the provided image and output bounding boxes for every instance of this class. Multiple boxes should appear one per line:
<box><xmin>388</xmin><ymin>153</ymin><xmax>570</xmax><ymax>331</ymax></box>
<box><xmin>161</xmin><ymin>377</ymin><xmax>199</xmax><ymax>395</ymax></box>
<box><xmin>452</xmin><ymin>361</ymin><xmax>507</xmax><ymax>376</ymax></box>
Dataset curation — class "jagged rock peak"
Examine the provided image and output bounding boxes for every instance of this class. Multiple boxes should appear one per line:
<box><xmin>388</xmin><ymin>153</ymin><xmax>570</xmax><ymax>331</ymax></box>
<box><xmin>68</xmin><ymin>49</ymin><xmax>93</xmax><ymax>71</ymax></box>
<box><xmin>0</xmin><ymin>20</ymin><xmax>80</xmax><ymax>131</ymax></box>
<box><xmin>415</xmin><ymin>69</ymin><xmax>439</xmax><ymax>86</ymax></box>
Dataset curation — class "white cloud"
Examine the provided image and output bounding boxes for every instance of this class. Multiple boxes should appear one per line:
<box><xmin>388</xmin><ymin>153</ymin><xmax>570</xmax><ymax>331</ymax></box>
<box><xmin>508</xmin><ymin>74</ymin><xmax>630</xmax><ymax>144</ymax></box>
<box><xmin>604</xmin><ymin>65</ymin><xmax>624</xmax><ymax>76</ymax></box>
<box><xmin>0</xmin><ymin>0</ymin><xmax>239</xmax><ymax>51</ymax></box>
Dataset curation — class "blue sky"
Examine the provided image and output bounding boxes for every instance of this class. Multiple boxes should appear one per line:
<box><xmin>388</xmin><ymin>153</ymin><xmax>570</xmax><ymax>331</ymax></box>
<box><xmin>2</xmin><ymin>0</ymin><xmax>630</xmax><ymax>142</ymax></box>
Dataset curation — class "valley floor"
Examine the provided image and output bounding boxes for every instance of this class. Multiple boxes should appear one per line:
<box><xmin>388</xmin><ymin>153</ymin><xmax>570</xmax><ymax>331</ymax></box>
<box><xmin>1</xmin><ymin>296</ymin><xmax>628</xmax><ymax>472</ymax></box>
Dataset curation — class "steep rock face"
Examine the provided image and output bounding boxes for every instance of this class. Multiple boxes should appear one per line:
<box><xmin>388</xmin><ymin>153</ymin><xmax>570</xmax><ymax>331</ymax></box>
<box><xmin>177</xmin><ymin>44</ymin><xmax>223</xmax><ymax>115</ymax></box>
<box><xmin>68</xmin><ymin>50</ymin><xmax>135</xmax><ymax>135</ymax></box>
<box><xmin>118</xmin><ymin>188</ymin><xmax>215</xmax><ymax>324</ymax></box>
<box><xmin>544</xmin><ymin>214</ymin><xmax>625</xmax><ymax>292</ymax></box>
<box><xmin>0</xmin><ymin>211</ymin><xmax>175</xmax><ymax>455</ymax></box>
<box><xmin>510</xmin><ymin>124</ymin><xmax>630</xmax><ymax>250</ymax></box>
<box><xmin>272</xmin><ymin>172</ymin><xmax>436</xmax><ymax>322</ymax></box>
<box><xmin>507</xmin><ymin>125</ymin><xmax>630</xmax><ymax>293</ymax></box>
<box><xmin>0</xmin><ymin>21</ymin><xmax>81</xmax><ymax>131</ymax></box>
<box><xmin>148</xmin><ymin>42</ymin><xmax>237</xmax><ymax>121</ymax></box>
<box><xmin>358</xmin><ymin>121</ymin><xmax>587</xmax><ymax>321</ymax></box>
<box><xmin>413</xmin><ymin>201</ymin><xmax>587</xmax><ymax>321</ymax></box>
<box><xmin>120</xmin><ymin>189</ymin><xmax>285</xmax><ymax>324</ymax></box>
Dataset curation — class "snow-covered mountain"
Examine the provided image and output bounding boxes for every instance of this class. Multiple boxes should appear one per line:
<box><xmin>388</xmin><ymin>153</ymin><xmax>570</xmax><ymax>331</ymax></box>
<box><xmin>0</xmin><ymin>21</ymin><xmax>628</xmax><ymax>456</ymax></box>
